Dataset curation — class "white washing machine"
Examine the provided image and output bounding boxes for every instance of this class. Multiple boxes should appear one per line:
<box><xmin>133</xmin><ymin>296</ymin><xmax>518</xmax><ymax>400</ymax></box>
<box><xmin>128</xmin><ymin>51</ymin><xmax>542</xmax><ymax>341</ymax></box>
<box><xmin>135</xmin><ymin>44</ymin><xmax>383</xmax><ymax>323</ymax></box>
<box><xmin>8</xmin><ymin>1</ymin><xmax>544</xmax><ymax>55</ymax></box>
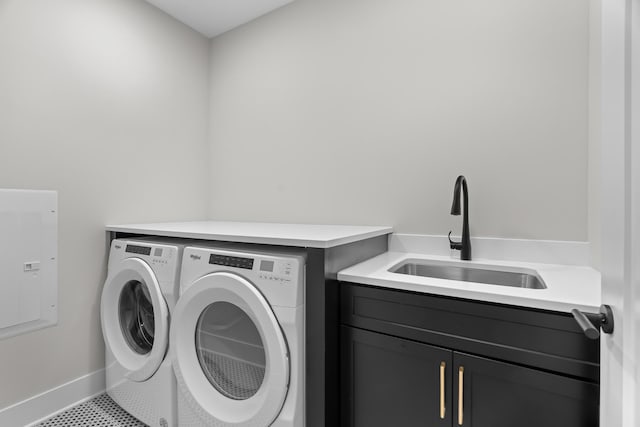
<box><xmin>171</xmin><ymin>245</ymin><xmax>305</xmax><ymax>427</ymax></box>
<box><xmin>100</xmin><ymin>238</ymin><xmax>186</xmax><ymax>427</ymax></box>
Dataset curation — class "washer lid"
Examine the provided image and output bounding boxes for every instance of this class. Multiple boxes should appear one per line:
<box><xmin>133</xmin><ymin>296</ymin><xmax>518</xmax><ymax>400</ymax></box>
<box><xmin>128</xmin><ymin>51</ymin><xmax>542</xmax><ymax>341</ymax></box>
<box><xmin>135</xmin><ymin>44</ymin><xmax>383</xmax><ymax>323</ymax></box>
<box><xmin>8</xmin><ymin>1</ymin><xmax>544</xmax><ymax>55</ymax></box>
<box><xmin>171</xmin><ymin>272</ymin><xmax>289</xmax><ymax>427</ymax></box>
<box><xmin>101</xmin><ymin>257</ymin><xmax>169</xmax><ymax>382</ymax></box>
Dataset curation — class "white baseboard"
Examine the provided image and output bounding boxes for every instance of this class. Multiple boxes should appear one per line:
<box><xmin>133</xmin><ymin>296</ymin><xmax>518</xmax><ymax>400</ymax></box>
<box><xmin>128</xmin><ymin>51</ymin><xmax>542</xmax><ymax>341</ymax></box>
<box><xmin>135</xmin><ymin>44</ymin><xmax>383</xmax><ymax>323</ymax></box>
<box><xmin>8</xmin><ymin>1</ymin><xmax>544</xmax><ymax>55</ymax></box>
<box><xmin>0</xmin><ymin>369</ymin><xmax>105</xmax><ymax>427</ymax></box>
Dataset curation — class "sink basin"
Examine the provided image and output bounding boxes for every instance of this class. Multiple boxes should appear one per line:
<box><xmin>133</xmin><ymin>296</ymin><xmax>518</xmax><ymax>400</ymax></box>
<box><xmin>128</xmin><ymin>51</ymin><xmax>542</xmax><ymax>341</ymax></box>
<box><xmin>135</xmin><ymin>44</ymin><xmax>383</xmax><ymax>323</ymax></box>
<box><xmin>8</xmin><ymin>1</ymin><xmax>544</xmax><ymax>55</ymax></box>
<box><xmin>389</xmin><ymin>260</ymin><xmax>547</xmax><ymax>289</ymax></box>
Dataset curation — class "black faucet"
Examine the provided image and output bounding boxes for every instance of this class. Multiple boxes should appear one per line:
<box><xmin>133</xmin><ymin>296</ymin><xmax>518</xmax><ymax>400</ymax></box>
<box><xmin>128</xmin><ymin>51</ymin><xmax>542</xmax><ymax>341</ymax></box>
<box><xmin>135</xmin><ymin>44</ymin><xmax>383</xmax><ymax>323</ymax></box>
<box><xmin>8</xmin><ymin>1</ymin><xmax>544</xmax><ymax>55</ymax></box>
<box><xmin>448</xmin><ymin>175</ymin><xmax>472</xmax><ymax>260</ymax></box>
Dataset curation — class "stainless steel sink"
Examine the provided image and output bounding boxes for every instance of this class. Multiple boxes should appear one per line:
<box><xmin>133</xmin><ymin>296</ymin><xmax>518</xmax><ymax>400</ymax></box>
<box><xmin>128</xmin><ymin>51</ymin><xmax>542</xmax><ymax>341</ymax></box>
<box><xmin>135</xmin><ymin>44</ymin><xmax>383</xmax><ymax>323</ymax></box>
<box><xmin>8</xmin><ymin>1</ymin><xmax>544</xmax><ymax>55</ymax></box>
<box><xmin>389</xmin><ymin>260</ymin><xmax>547</xmax><ymax>289</ymax></box>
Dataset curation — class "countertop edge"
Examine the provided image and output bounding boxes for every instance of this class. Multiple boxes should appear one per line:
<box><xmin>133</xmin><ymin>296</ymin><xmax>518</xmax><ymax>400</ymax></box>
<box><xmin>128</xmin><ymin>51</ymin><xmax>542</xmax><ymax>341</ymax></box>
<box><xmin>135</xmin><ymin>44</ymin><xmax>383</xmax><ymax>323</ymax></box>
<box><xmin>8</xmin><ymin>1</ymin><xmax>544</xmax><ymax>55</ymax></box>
<box><xmin>337</xmin><ymin>272</ymin><xmax>600</xmax><ymax>314</ymax></box>
<box><xmin>337</xmin><ymin>252</ymin><xmax>601</xmax><ymax>314</ymax></box>
<box><xmin>105</xmin><ymin>224</ymin><xmax>393</xmax><ymax>249</ymax></box>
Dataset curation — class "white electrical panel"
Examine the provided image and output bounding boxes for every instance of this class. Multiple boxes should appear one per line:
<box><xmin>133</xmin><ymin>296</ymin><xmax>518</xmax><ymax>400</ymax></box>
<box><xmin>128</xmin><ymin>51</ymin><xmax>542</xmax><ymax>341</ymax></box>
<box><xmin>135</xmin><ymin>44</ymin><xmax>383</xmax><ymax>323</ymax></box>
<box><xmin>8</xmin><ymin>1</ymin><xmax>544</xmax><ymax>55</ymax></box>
<box><xmin>0</xmin><ymin>189</ymin><xmax>57</xmax><ymax>339</ymax></box>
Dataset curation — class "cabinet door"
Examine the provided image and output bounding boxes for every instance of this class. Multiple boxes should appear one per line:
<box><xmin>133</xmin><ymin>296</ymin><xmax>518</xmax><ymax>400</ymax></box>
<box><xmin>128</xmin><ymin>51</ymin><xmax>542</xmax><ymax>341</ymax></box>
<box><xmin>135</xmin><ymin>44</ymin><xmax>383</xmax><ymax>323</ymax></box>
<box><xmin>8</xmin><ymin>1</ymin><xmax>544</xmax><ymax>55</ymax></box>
<box><xmin>453</xmin><ymin>352</ymin><xmax>599</xmax><ymax>427</ymax></box>
<box><xmin>341</xmin><ymin>326</ymin><xmax>452</xmax><ymax>427</ymax></box>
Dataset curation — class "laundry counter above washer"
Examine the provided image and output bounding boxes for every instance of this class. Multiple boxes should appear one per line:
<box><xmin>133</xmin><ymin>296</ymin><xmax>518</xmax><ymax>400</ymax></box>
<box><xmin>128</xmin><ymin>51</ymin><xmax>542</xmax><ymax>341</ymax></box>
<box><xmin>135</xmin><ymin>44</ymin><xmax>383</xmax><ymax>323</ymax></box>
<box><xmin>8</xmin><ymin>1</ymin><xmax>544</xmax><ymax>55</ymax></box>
<box><xmin>106</xmin><ymin>220</ymin><xmax>393</xmax><ymax>427</ymax></box>
<box><xmin>106</xmin><ymin>221</ymin><xmax>393</xmax><ymax>248</ymax></box>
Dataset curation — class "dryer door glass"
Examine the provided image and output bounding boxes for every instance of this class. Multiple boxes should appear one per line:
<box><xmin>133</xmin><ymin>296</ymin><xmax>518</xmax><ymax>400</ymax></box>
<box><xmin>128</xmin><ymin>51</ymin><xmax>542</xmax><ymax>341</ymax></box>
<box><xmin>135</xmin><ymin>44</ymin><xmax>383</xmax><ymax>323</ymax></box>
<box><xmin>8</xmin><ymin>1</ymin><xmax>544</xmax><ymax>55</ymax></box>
<box><xmin>195</xmin><ymin>301</ymin><xmax>266</xmax><ymax>400</ymax></box>
<box><xmin>119</xmin><ymin>280</ymin><xmax>155</xmax><ymax>355</ymax></box>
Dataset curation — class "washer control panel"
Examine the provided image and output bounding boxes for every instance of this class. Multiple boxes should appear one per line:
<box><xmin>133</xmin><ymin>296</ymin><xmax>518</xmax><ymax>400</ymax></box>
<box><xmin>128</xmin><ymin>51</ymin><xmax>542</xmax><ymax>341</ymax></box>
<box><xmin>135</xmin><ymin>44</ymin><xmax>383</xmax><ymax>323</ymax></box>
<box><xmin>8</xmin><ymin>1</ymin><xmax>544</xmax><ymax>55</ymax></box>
<box><xmin>124</xmin><ymin>244</ymin><xmax>171</xmax><ymax>265</ymax></box>
<box><xmin>111</xmin><ymin>239</ymin><xmax>181</xmax><ymax>283</ymax></box>
<box><xmin>125</xmin><ymin>244</ymin><xmax>151</xmax><ymax>256</ymax></box>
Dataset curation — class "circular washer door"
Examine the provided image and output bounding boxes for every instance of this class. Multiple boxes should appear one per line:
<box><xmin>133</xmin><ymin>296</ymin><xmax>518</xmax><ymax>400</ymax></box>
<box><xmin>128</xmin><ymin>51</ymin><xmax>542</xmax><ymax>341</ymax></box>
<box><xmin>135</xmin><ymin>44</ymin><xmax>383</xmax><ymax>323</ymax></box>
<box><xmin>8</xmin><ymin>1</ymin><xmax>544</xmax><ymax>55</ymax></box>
<box><xmin>101</xmin><ymin>257</ymin><xmax>169</xmax><ymax>382</ymax></box>
<box><xmin>171</xmin><ymin>272</ymin><xmax>289</xmax><ymax>427</ymax></box>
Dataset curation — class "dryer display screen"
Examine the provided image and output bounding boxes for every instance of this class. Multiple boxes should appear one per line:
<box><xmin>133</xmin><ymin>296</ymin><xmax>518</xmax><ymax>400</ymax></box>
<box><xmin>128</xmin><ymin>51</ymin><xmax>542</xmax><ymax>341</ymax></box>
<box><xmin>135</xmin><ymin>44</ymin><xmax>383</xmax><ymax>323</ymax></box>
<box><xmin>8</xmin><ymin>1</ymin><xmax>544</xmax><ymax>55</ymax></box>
<box><xmin>209</xmin><ymin>254</ymin><xmax>254</xmax><ymax>270</ymax></box>
<box><xmin>125</xmin><ymin>245</ymin><xmax>151</xmax><ymax>256</ymax></box>
<box><xmin>260</xmin><ymin>260</ymin><xmax>274</xmax><ymax>272</ymax></box>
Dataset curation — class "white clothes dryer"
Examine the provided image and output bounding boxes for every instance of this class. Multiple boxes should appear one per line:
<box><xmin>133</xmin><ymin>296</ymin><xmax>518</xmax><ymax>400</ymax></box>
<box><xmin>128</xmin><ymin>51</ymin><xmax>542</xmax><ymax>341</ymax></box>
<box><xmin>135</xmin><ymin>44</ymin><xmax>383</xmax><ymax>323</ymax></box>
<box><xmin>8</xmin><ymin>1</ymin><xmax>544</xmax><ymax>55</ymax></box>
<box><xmin>101</xmin><ymin>238</ymin><xmax>186</xmax><ymax>427</ymax></box>
<box><xmin>171</xmin><ymin>245</ymin><xmax>305</xmax><ymax>427</ymax></box>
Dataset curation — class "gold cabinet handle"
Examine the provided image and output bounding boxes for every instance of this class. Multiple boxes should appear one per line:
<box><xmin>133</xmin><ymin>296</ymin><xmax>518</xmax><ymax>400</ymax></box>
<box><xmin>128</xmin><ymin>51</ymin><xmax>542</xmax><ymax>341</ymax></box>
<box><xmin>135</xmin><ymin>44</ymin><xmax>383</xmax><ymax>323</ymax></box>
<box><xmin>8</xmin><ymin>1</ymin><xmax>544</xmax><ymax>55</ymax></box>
<box><xmin>458</xmin><ymin>366</ymin><xmax>464</xmax><ymax>425</ymax></box>
<box><xmin>440</xmin><ymin>362</ymin><xmax>446</xmax><ymax>419</ymax></box>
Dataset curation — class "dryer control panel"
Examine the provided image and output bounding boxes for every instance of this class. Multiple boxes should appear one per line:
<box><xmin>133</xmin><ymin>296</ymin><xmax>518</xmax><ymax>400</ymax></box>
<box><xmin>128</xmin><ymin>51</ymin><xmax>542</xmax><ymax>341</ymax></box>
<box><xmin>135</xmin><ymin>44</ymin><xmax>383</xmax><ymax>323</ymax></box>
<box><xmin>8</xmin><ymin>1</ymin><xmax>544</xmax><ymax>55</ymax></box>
<box><xmin>182</xmin><ymin>245</ymin><xmax>306</xmax><ymax>308</ymax></box>
<box><xmin>257</xmin><ymin>258</ymin><xmax>295</xmax><ymax>284</ymax></box>
<box><xmin>209</xmin><ymin>254</ymin><xmax>254</xmax><ymax>270</ymax></box>
<box><xmin>203</xmin><ymin>251</ymin><xmax>296</xmax><ymax>284</ymax></box>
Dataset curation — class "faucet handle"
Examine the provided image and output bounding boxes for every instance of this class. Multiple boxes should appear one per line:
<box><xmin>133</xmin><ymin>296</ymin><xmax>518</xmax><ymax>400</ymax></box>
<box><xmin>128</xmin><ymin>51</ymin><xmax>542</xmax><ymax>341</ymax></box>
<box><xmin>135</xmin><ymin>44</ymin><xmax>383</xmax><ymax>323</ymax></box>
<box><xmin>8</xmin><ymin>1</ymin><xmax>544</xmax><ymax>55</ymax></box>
<box><xmin>448</xmin><ymin>231</ymin><xmax>463</xmax><ymax>250</ymax></box>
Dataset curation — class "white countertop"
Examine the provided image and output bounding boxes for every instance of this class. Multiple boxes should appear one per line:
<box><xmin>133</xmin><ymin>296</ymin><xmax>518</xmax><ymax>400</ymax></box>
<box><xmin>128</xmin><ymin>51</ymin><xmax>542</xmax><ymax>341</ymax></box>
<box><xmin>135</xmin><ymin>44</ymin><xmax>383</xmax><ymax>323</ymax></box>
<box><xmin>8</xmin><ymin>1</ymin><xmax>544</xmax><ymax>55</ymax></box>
<box><xmin>338</xmin><ymin>251</ymin><xmax>601</xmax><ymax>313</ymax></box>
<box><xmin>106</xmin><ymin>221</ymin><xmax>393</xmax><ymax>249</ymax></box>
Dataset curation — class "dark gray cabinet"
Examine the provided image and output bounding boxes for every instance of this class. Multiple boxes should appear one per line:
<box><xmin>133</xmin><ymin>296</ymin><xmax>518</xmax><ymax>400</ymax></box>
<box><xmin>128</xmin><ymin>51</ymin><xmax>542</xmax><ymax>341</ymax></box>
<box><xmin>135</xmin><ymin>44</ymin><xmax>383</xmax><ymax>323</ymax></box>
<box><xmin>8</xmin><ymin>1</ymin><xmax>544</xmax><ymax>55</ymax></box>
<box><xmin>340</xmin><ymin>283</ymin><xmax>600</xmax><ymax>427</ymax></box>
<box><xmin>341</xmin><ymin>326</ymin><xmax>452</xmax><ymax>427</ymax></box>
<box><xmin>453</xmin><ymin>352</ymin><xmax>598</xmax><ymax>427</ymax></box>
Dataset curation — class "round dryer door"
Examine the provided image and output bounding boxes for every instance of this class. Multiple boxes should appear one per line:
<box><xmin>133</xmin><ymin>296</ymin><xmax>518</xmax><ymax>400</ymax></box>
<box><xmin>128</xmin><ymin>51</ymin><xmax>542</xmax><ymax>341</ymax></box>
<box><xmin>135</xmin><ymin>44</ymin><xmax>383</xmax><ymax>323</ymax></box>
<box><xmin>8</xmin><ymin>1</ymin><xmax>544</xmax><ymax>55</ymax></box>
<box><xmin>101</xmin><ymin>257</ymin><xmax>169</xmax><ymax>382</ymax></box>
<box><xmin>171</xmin><ymin>272</ymin><xmax>289</xmax><ymax>427</ymax></box>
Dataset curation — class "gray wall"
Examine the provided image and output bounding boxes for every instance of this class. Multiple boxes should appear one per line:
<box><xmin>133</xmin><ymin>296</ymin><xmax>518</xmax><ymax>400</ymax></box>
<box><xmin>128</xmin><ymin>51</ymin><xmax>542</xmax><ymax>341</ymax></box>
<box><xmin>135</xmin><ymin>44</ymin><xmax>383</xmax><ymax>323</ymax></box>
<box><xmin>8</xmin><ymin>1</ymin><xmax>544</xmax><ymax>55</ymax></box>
<box><xmin>588</xmin><ymin>0</ymin><xmax>602</xmax><ymax>268</ymax></box>
<box><xmin>208</xmin><ymin>0</ymin><xmax>590</xmax><ymax>241</ymax></box>
<box><xmin>0</xmin><ymin>0</ymin><xmax>210</xmax><ymax>408</ymax></box>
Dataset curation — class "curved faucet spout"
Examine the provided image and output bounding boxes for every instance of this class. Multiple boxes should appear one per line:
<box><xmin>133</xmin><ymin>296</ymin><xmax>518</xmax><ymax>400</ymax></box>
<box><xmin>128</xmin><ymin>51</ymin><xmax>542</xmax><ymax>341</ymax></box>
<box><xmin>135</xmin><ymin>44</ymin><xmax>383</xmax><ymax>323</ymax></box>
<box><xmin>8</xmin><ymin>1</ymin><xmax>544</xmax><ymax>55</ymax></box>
<box><xmin>449</xmin><ymin>175</ymin><xmax>472</xmax><ymax>260</ymax></box>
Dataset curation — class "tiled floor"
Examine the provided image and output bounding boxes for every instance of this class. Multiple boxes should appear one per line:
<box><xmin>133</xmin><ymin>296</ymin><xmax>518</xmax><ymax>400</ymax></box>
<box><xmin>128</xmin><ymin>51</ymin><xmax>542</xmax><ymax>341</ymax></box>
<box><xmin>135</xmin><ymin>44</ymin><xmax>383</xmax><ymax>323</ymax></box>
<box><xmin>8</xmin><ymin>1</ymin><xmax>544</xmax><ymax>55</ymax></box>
<box><xmin>35</xmin><ymin>394</ymin><xmax>146</xmax><ymax>427</ymax></box>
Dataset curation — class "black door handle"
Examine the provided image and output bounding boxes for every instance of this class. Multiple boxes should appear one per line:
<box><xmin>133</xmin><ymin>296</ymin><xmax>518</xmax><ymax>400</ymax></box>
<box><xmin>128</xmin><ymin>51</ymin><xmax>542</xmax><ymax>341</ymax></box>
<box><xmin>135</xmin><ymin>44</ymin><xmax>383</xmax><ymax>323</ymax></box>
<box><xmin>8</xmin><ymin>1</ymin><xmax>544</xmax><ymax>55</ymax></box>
<box><xmin>571</xmin><ymin>304</ymin><xmax>614</xmax><ymax>339</ymax></box>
